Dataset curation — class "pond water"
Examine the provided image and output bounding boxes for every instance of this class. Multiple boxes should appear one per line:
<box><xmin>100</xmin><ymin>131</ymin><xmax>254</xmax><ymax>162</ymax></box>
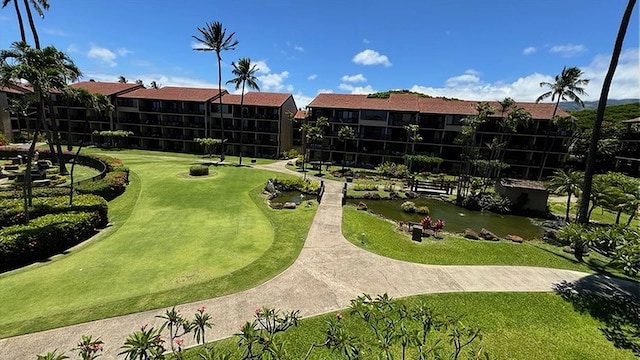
<box><xmin>346</xmin><ymin>198</ymin><xmax>543</xmax><ymax>239</ymax></box>
<box><xmin>271</xmin><ymin>191</ymin><xmax>307</xmax><ymax>204</ymax></box>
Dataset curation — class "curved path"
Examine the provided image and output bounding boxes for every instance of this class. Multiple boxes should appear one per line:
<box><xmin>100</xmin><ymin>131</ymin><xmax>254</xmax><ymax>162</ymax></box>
<box><xmin>0</xmin><ymin>161</ymin><xmax>636</xmax><ymax>359</ymax></box>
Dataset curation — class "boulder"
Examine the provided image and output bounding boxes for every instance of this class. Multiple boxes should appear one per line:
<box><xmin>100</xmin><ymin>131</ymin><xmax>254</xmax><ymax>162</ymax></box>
<box><xmin>269</xmin><ymin>202</ymin><xmax>284</xmax><ymax>209</ymax></box>
<box><xmin>479</xmin><ymin>228</ymin><xmax>499</xmax><ymax>241</ymax></box>
<box><xmin>265</xmin><ymin>180</ymin><xmax>277</xmax><ymax>194</ymax></box>
<box><xmin>356</xmin><ymin>202</ymin><xmax>368</xmax><ymax>211</ymax></box>
<box><xmin>283</xmin><ymin>202</ymin><xmax>297</xmax><ymax>209</ymax></box>
<box><xmin>543</xmin><ymin>229</ymin><xmax>558</xmax><ymax>241</ymax></box>
<box><xmin>505</xmin><ymin>234</ymin><xmax>524</xmax><ymax>243</ymax></box>
<box><xmin>423</xmin><ymin>229</ymin><xmax>436</xmax><ymax>237</ymax></box>
<box><xmin>562</xmin><ymin>245</ymin><xmax>574</xmax><ymax>254</ymax></box>
<box><xmin>405</xmin><ymin>191</ymin><xmax>418</xmax><ymax>198</ymax></box>
<box><xmin>464</xmin><ymin>228</ymin><xmax>479</xmax><ymax>240</ymax></box>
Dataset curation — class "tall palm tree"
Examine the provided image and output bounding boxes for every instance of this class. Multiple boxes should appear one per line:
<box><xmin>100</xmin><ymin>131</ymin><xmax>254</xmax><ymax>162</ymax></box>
<box><xmin>226</xmin><ymin>57</ymin><xmax>259</xmax><ymax>166</ymax></box>
<box><xmin>0</xmin><ymin>41</ymin><xmax>80</xmax><ymax>222</ymax></box>
<box><xmin>2</xmin><ymin>0</ymin><xmax>27</xmax><ymax>43</ymax></box>
<box><xmin>193</xmin><ymin>21</ymin><xmax>238</xmax><ymax>159</ymax></box>
<box><xmin>117</xmin><ymin>75</ymin><xmax>128</xmax><ymax>83</ymax></box>
<box><xmin>547</xmin><ymin>170</ymin><xmax>583</xmax><ymax>223</ymax></box>
<box><xmin>21</xmin><ymin>0</ymin><xmax>49</xmax><ymax>49</ymax></box>
<box><xmin>535</xmin><ymin>66</ymin><xmax>589</xmax><ymax>180</ymax></box>
<box><xmin>338</xmin><ymin>125</ymin><xmax>356</xmax><ymax>170</ymax></box>
<box><xmin>404</xmin><ymin>124</ymin><xmax>422</xmax><ymax>173</ymax></box>
<box><xmin>578</xmin><ymin>0</ymin><xmax>636</xmax><ymax>224</ymax></box>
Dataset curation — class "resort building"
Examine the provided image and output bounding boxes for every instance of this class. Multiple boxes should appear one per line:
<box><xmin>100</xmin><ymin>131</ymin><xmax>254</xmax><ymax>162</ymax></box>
<box><xmin>1</xmin><ymin>81</ymin><xmax>297</xmax><ymax>158</ymax></box>
<box><xmin>306</xmin><ymin>92</ymin><xmax>572</xmax><ymax>179</ymax></box>
<box><xmin>615</xmin><ymin>117</ymin><xmax>640</xmax><ymax>176</ymax></box>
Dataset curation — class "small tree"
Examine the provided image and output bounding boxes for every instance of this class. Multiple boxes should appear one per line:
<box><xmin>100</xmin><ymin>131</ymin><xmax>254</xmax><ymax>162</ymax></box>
<box><xmin>404</xmin><ymin>124</ymin><xmax>423</xmax><ymax>173</ymax></box>
<box><xmin>547</xmin><ymin>170</ymin><xmax>583</xmax><ymax>223</ymax></box>
<box><xmin>337</xmin><ymin>125</ymin><xmax>356</xmax><ymax>170</ymax></box>
<box><xmin>195</xmin><ymin>137</ymin><xmax>223</xmax><ymax>158</ymax></box>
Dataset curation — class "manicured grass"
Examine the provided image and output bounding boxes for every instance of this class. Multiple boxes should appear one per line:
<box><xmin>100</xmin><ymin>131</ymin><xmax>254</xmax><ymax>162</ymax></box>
<box><xmin>342</xmin><ymin>206</ymin><xmax>612</xmax><ymax>273</ymax></box>
<box><xmin>548</xmin><ymin>200</ymin><xmax>639</xmax><ymax>228</ymax></box>
<box><xmin>90</xmin><ymin>147</ymin><xmax>278</xmax><ymax>165</ymax></box>
<box><xmin>0</xmin><ymin>151</ymin><xmax>316</xmax><ymax>338</ymax></box>
<box><xmin>66</xmin><ymin>164</ymin><xmax>101</xmax><ymax>184</ymax></box>
<box><xmin>183</xmin><ymin>292</ymin><xmax>636</xmax><ymax>360</ymax></box>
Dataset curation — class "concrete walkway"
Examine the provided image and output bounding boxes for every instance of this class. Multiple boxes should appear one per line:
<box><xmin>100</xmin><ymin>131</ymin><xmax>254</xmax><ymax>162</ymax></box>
<box><xmin>0</xmin><ymin>161</ymin><xmax>636</xmax><ymax>359</ymax></box>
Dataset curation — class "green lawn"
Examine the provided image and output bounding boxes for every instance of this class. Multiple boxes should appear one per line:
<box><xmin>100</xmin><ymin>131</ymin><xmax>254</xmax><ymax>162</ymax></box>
<box><xmin>342</xmin><ymin>206</ymin><xmax>617</xmax><ymax>273</ymax></box>
<box><xmin>548</xmin><ymin>200</ymin><xmax>639</xmax><ymax>228</ymax></box>
<box><xmin>0</xmin><ymin>151</ymin><xmax>316</xmax><ymax>338</ymax></box>
<box><xmin>66</xmin><ymin>164</ymin><xmax>101</xmax><ymax>184</ymax></box>
<box><xmin>183</xmin><ymin>292</ymin><xmax>636</xmax><ymax>360</ymax></box>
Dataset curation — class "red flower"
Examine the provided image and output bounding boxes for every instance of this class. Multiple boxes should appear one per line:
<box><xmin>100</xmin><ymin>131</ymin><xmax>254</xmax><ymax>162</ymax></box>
<box><xmin>197</xmin><ymin>306</ymin><xmax>206</xmax><ymax>314</ymax></box>
<box><xmin>175</xmin><ymin>338</ymin><xmax>184</xmax><ymax>347</ymax></box>
<box><xmin>336</xmin><ymin>313</ymin><xmax>343</xmax><ymax>320</ymax></box>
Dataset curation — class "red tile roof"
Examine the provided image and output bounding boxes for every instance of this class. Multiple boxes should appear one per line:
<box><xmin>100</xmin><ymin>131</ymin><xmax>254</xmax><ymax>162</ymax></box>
<box><xmin>119</xmin><ymin>87</ymin><xmax>224</xmax><ymax>102</ymax></box>
<box><xmin>294</xmin><ymin>109</ymin><xmax>307</xmax><ymax>120</ymax></box>
<box><xmin>220</xmin><ymin>92</ymin><xmax>293</xmax><ymax>107</ymax></box>
<box><xmin>309</xmin><ymin>93</ymin><xmax>567</xmax><ymax>119</ymax></box>
<box><xmin>0</xmin><ymin>83</ymin><xmax>32</xmax><ymax>94</ymax></box>
<box><xmin>70</xmin><ymin>81</ymin><xmax>143</xmax><ymax>96</ymax></box>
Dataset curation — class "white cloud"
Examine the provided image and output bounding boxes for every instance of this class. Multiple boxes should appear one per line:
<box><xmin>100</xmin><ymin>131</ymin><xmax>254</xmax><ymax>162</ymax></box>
<box><xmin>549</xmin><ymin>44</ymin><xmax>586</xmax><ymax>57</ymax></box>
<box><xmin>523</xmin><ymin>46</ymin><xmax>537</xmax><ymax>55</ymax></box>
<box><xmin>408</xmin><ymin>48</ymin><xmax>639</xmax><ymax>102</ymax></box>
<box><xmin>43</xmin><ymin>27</ymin><xmax>70</xmax><ymax>37</ymax></box>
<box><xmin>67</xmin><ymin>44</ymin><xmax>79</xmax><ymax>53</ymax></box>
<box><xmin>116</xmin><ymin>48</ymin><xmax>132</xmax><ymax>56</ymax></box>
<box><xmin>253</xmin><ymin>60</ymin><xmax>271</xmax><ymax>74</ymax></box>
<box><xmin>88</xmin><ymin>45</ymin><xmax>118</xmax><ymax>67</ymax></box>
<box><xmin>352</xmin><ymin>49</ymin><xmax>391</xmax><ymax>67</ymax></box>
<box><xmin>293</xmin><ymin>91</ymin><xmax>314</xmax><ymax>109</ymax></box>
<box><xmin>191</xmin><ymin>41</ymin><xmax>212</xmax><ymax>50</ymax></box>
<box><xmin>258</xmin><ymin>71</ymin><xmax>290</xmax><ymax>91</ymax></box>
<box><xmin>317</xmin><ymin>88</ymin><xmax>334</xmax><ymax>94</ymax></box>
<box><xmin>338</xmin><ymin>83</ymin><xmax>376</xmax><ymax>94</ymax></box>
<box><xmin>341</xmin><ymin>73</ymin><xmax>367</xmax><ymax>83</ymax></box>
<box><xmin>307</xmin><ymin>74</ymin><xmax>317</xmax><ymax>80</ymax></box>
<box><xmin>81</xmin><ymin>72</ymin><xmax>219</xmax><ymax>89</ymax></box>
<box><xmin>294</xmin><ymin>45</ymin><xmax>304</xmax><ymax>52</ymax></box>
<box><xmin>363</xmin><ymin>38</ymin><xmax>371</xmax><ymax>44</ymax></box>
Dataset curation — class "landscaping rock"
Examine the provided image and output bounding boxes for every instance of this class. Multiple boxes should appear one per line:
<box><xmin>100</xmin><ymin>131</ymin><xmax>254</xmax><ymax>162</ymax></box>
<box><xmin>356</xmin><ymin>202</ymin><xmax>368</xmax><ymax>211</ymax></box>
<box><xmin>505</xmin><ymin>234</ymin><xmax>524</xmax><ymax>243</ymax></box>
<box><xmin>479</xmin><ymin>228</ymin><xmax>499</xmax><ymax>241</ymax></box>
<box><xmin>562</xmin><ymin>245</ymin><xmax>574</xmax><ymax>254</ymax></box>
<box><xmin>363</xmin><ymin>192</ymin><xmax>381</xmax><ymax>200</ymax></box>
<box><xmin>265</xmin><ymin>180</ymin><xmax>277</xmax><ymax>194</ymax></box>
<box><xmin>405</xmin><ymin>191</ymin><xmax>418</xmax><ymax>198</ymax></box>
<box><xmin>423</xmin><ymin>229</ymin><xmax>436</xmax><ymax>237</ymax></box>
<box><xmin>464</xmin><ymin>228</ymin><xmax>479</xmax><ymax>240</ymax></box>
<box><xmin>283</xmin><ymin>202</ymin><xmax>297</xmax><ymax>209</ymax></box>
<box><xmin>543</xmin><ymin>228</ymin><xmax>558</xmax><ymax>241</ymax></box>
<box><xmin>269</xmin><ymin>202</ymin><xmax>284</xmax><ymax>210</ymax></box>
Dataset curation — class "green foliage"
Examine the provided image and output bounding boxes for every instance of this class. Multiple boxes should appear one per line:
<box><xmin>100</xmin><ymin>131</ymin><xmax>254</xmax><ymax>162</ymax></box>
<box><xmin>403</xmin><ymin>154</ymin><xmax>443</xmax><ymax>166</ymax></box>
<box><xmin>0</xmin><ymin>194</ymin><xmax>108</xmax><ymax>227</ymax></box>
<box><xmin>0</xmin><ymin>187</ymin><xmax>69</xmax><ymax>199</ymax></box>
<box><xmin>195</xmin><ymin>138</ymin><xmax>223</xmax><ymax>158</ymax></box>
<box><xmin>75</xmin><ymin>171</ymin><xmax>128</xmax><ymax>201</ymax></box>
<box><xmin>280</xmin><ymin>148</ymin><xmax>300</xmax><ymax>159</ymax></box>
<box><xmin>461</xmin><ymin>193</ymin><xmax>511</xmax><ymax>213</ymax></box>
<box><xmin>376</xmin><ymin>161</ymin><xmax>408</xmax><ymax>178</ymax></box>
<box><xmin>401</xmin><ymin>201</ymin><xmax>417</xmax><ymax>213</ymax></box>
<box><xmin>416</xmin><ymin>206</ymin><xmax>430</xmax><ymax>215</ymax></box>
<box><xmin>353</xmin><ymin>182</ymin><xmax>378</xmax><ymax>191</ymax></box>
<box><xmin>0</xmin><ymin>133</ymin><xmax>9</xmax><ymax>146</ymax></box>
<box><xmin>366</xmin><ymin>89</ymin><xmax>459</xmax><ymax>100</ymax></box>
<box><xmin>0</xmin><ymin>211</ymin><xmax>101</xmax><ymax>271</ymax></box>
<box><xmin>268</xmin><ymin>177</ymin><xmax>320</xmax><ymax>193</ymax></box>
<box><xmin>189</xmin><ymin>165</ymin><xmax>210</xmax><ymax>176</ymax></box>
<box><xmin>570</xmin><ymin>103</ymin><xmax>640</xmax><ymax>129</ymax></box>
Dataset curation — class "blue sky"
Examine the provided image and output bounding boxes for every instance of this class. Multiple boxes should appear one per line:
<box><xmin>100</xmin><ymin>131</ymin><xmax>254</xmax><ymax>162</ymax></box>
<box><xmin>1</xmin><ymin>0</ymin><xmax>638</xmax><ymax>109</ymax></box>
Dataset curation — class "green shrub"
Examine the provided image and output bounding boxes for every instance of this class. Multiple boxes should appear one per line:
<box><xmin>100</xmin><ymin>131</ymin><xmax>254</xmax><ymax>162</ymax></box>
<box><xmin>189</xmin><ymin>165</ymin><xmax>209</xmax><ymax>176</ymax></box>
<box><xmin>0</xmin><ymin>133</ymin><xmax>9</xmax><ymax>146</ymax></box>
<box><xmin>269</xmin><ymin>177</ymin><xmax>320</xmax><ymax>194</ymax></box>
<box><xmin>0</xmin><ymin>194</ymin><xmax>108</xmax><ymax>227</ymax></box>
<box><xmin>0</xmin><ymin>211</ymin><xmax>100</xmax><ymax>271</ymax></box>
<box><xmin>353</xmin><ymin>182</ymin><xmax>378</xmax><ymax>191</ymax></box>
<box><xmin>76</xmin><ymin>171</ymin><xmax>128</xmax><ymax>201</ymax></box>
<box><xmin>0</xmin><ymin>187</ymin><xmax>69</xmax><ymax>199</ymax></box>
<box><xmin>416</xmin><ymin>206</ymin><xmax>430</xmax><ymax>215</ymax></box>
<box><xmin>280</xmin><ymin>148</ymin><xmax>300</xmax><ymax>159</ymax></box>
<box><xmin>401</xmin><ymin>201</ymin><xmax>416</xmax><ymax>213</ymax></box>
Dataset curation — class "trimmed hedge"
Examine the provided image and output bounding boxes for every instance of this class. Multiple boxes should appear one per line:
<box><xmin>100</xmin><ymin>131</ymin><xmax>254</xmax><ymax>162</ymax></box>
<box><xmin>0</xmin><ymin>187</ymin><xmax>70</xmax><ymax>199</ymax></box>
<box><xmin>189</xmin><ymin>165</ymin><xmax>209</xmax><ymax>176</ymax></box>
<box><xmin>0</xmin><ymin>195</ymin><xmax>108</xmax><ymax>227</ymax></box>
<box><xmin>0</xmin><ymin>211</ymin><xmax>101</xmax><ymax>271</ymax></box>
<box><xmin>76</xmin><ymin>171</ymin><xmax>128</xmax><ymax>201</ymax></box>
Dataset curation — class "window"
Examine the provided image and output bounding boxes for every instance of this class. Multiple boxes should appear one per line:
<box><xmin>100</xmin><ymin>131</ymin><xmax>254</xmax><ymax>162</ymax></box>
<box><xmin>361</xmin><ymin>110</ymin><xmax>387</xmax><ymax>121</ymax></box>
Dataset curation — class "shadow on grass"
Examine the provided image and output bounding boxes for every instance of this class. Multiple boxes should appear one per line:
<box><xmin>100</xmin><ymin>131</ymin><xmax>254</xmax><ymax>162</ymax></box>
<box><xmin>532</xmin><ymin>243</ymin><xmax>633</xmax><ymax>280</ymax></box>
<box><xmin>554</xmin><ymin>276</ymin><xmax>640</xmax><ymax>356</ymax></box>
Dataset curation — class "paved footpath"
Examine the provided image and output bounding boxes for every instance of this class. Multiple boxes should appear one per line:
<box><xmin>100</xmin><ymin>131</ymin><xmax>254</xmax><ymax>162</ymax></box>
<box><xmin>1</xmin><ymin>161</ymin><xmax>637</xmax><ymax>359</ymax></box>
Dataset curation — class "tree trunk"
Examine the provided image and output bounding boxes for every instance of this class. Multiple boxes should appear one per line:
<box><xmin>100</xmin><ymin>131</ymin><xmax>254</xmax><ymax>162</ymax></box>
<box><xmin>22</xmin><ymin>0</ymin><xmax>40</xmax><ymax>49</ymax></box>
<box><xmin>625</xmin><ymin>210</ymin><xmax>636</xmax><ymax>227</ymax></box>
<box><xmin>217</xmin><ymin>51</ymin><xmax>225</xmax><ymax>161</ymax></box>
<box><xmin>13</xmin><ymin>0</ymin><xmax>27</xmax><ymax>43</ymax></box>
<box><xmin>565</xmin><ymin>193</ymin><xmax>572</xmax><ymax>223</ymax></box>
<box><xmin>615</xmin><ymin>210</ymin><xmax>622</xmax><ymax>224</ymax></box>
<box><xmin>238</xmin><ymin>81</ymin><xmax>245</xmax><ymax>166</ymax></box>
<box><xmin>47</xmin><ymin>97</ymin><xmax>68</xmax><ymax>174</ymax></box>
<box><xmin>69</xmin><ymin>118</ymin><xmax>90</xmax><ymax>206</ymax></box>
<box><xmin>578</xmin><ymin>0</ymin><xmax>636</xmax><ymax>224</ymax></box>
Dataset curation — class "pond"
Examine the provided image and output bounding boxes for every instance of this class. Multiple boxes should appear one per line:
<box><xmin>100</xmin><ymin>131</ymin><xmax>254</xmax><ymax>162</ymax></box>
<box><xmin>346</xmin><ymin>198</ymin><xmax>543</xmax><ymax>239</ymax></box>
<box><xmin>271</xmin><ymin>191</ymin><xmax>307</xmax><ymax>204</ymax></box>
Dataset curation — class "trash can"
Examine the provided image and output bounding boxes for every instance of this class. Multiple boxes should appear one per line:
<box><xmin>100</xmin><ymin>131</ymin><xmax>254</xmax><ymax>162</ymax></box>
<box><xmin>411</xmin><ymin>225</ymin><xmax>423</xmax><ymax>242</ymax></box>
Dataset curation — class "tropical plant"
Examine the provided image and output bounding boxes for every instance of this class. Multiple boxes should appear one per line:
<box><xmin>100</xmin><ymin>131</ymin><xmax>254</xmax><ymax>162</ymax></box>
<box><xmin>304</xmin><ymin>116</ymin><xmax>329</xmax><ymax>175</ymax></box>
<box><xmin>0</xmin><ymin>41</ymin><xmax>80</xmax><ymax>222</ymax></box>
<box><xmin>579</xmin><ymin>0</ymin><xmax>637</xmax><ymax>224</ymax></box>
<box><xmin>337</xmin><ymin>125</ymin><xmax>356</xmax><ymax>170</ymax></box>
<box><xmin>557</xmin><ymin>223</ymin><xmax>589</xmax><ymax>261</ymax></box>
<box><xmin>195</xmin><ymin>137</ymin><xmax>223</xmax><ymax>158</ymax></box>
<box><xmin>74</xmin><ymin>335</ymin><xmax>104</xmax><ymax>360</ymax></box>
<box><xmin>117</xmin><ymin>75</ymin><xmax>127</xmax><ymax>83</ymax></box>
<box><xmin>119</xmin><ymin>324</ymin><xmax>166</xmax><ymax>360</ymax></box>
<box><xmin>404</xmin><ymin>123</ymin><xmax>423</xmax><ymax>173</ymax></box>
<box><xmin>236</xmin><ymin>307</ymin><xmax>300</xmax><ymax>359</ymax></box>
<box><xmin>535</xmin><ymin>66</ymin><xmax>589</xmax><ymax>180</ymax></box>
<box><xmin>547</xmin><ymin>170</ymin><xmax>583</xmax><ymax>223</ymax></box>
<box><xmin>36</xmin><ymin>350</ymin><xmax>68</xmax><ymax>360</ymax></box>
<box><xmin>226</xmin><ymin>57</ymin><xmax>260</xmax><ymax>166</ymax></box>
<box><xmin>193</xmin><ymin>21</ymin><xmax>238</xmax><ymax>157</ymax></box>
<box><xmin>193</xmin><ymin>306</ymin><xmax>213</xmax><ymax>345</ymax></box>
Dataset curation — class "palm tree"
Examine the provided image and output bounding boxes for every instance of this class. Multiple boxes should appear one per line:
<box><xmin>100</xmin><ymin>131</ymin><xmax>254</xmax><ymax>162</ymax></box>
<box><xmin>305</xmin><ymin>116</ymin><xmax>328</xmax><ymax>175</ymax></box>
<box><xmin>0</xmin><ymin>41</ymin><xmax>80</xmax><ymax>222</ymax></box>
<box><xmin>117</xmin><ymin>75</ymin><xmax>128</xmax><ymax>83</ymax></box>
<box><xmin>2</xmin><ymin>0</ymin><xmax>26</xmax><ymax>43</ymax></box>
<box><xmin>547</xmin><ymin>170</ymin><xmax>583</xmax><ymax>223</ymax></box>
<box><xmin>226</xmin><ymin>57</ymin><xmax>259</xmax><ymax>166</ymax></box>
<box><xmin>149</xmin><ymin>80</ymin><xmax>160</xmax><ymax>89</ymax></box>
<box><xmin>193</xmin><ymin>21</ymin><xmax>238</xmax><ymax>158</ymax></box>
<box><xmin>338</xmin><ymin>125</ymin><xmax>356</xmax><ymax>171</ymax></box>
<box><xmin>535</xmin><ymin>66</ymin><xmax>589</xmax><ymax>180</ymax></box>
<box><xmin>404</xmin><ymin>124</ymin><xmax>423</xmax><ymax>174</ymax></box>
<box><xmin>578</xmin><ymin>0</ymin><xmax>637</xmax><ymax>225</ymax></box>
<box><xmin>21</xmin><ymin>0</ymin><xmax>49</xmax><ymax>49</ymax></box>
